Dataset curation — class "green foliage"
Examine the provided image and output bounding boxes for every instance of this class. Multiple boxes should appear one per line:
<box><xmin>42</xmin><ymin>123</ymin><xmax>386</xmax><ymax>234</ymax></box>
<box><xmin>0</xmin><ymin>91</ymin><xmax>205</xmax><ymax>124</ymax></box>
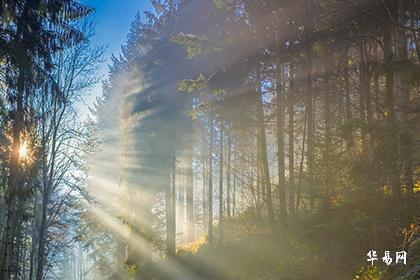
<box><xmin>125</xmin><ymin>263</ymin><xmax>139</xmax><ymax>278</ymax></box>
<box><xmin>171</xmin><ymin>33</ymin><xmax>207</xmax><ymax>59</ymax></box>
<box><xmin>353</xmin><ymin>266</ymin><xmax>386</xmax><ymax>280</ymax></box>
<box><xmin>178</xmin><ymin>74</ymin><xmax>209</xmax><ymax>93</ymax></box>
<box><xmin>213</xmin><ymin>0</ymin><xmax>228</xmax><ymax>9</ymax></box>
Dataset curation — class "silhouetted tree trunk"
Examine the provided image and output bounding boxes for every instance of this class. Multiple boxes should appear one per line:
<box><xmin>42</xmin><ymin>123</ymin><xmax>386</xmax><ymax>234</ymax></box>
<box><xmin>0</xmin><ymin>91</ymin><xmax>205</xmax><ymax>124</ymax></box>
<box><xmin>208</xmin><ymin>114</ymin><xmax>214</xmax><ymax>245</ymax></box>
<box><xmin>276</xmin><ymin>63</ymin><xmax>287</xmax><ymax>228</ymax></box>
<box><xmin>344</xmin><ymin>49</ymin><xmax>354</xmax><ymax>148</ymax></box>
<box><xmin>186</xmin><ymin>144</ymin><xmax>194</xmax><ymax>242</ymax></box>
<box><xmin>1</xmin><ymin>71</ymin><xmax>24</xmax><ymax>280</ymax></box>
<box><xmin>256</xmin><ymin>66</ymin><xmax>277</xmax><ymax>233</ymax></box>
<box><xmin>226</xmin><ymin>130</ymin><xmax>232</xmax><ymax>218</ymax></box>
<box><xmin>288</xmin><ymin>64</ymin><xmax>295</xmax><ymax>215</ymax></box>
<box><xmin>219</xmin><ymin>121</ymin><xmax>224</xmax><ymax>243</ymax></box>
<box><xmin>304</xmin><ymin>1</ymin><xmax>315</xmax><ymax>210</ymax></box>
<box><xmin>166</xmin><ymin>159</ymin><xmax>176</xmax><ymax>256</ymax></box>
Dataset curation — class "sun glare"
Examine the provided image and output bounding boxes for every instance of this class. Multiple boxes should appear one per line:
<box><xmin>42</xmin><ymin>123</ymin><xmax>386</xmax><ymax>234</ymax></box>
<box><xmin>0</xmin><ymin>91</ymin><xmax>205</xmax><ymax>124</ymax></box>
<box><xmin>19</xmin><ymin>142</ymin><xmax>29</xmax><ymax>160</ymax></box>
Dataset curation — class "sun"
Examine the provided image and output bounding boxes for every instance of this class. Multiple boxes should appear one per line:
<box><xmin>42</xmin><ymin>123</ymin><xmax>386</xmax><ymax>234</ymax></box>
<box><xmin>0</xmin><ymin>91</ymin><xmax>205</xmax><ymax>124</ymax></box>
<box><xmin>19</xmin><ymin>142</ymin><xmax>29</xmax><ymax>160</ymax></box>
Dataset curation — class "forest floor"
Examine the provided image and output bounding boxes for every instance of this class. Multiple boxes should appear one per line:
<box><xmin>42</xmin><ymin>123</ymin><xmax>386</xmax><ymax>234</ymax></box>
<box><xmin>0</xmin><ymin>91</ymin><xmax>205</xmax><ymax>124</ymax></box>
<box><xmin>169</xmin><ymin>211</ymin><xmax>420</xmax><ymax>280</ymax></box>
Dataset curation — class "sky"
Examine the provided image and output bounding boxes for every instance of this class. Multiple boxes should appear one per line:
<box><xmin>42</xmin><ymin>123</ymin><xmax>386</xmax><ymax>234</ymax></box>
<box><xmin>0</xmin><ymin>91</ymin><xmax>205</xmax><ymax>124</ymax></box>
<box><xmin>78</xmin><ymin>0</ymin><xmax>152</xmax><ymax>118</ymax></box>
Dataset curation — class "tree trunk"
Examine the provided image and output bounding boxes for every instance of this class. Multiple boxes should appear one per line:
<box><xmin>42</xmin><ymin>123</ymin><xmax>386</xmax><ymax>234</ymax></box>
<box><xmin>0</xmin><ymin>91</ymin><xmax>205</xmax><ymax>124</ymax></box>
<box><xmin>166</xmin><ymin>159</ymin><xmax>176</xmax><ymax>256</ymax></box>
<box><xmin>288</xmin><ymin>64</ymin><xmax>295</xmax><ymax>215</ymax></box>
<box><xmin>276</xmin><ymin>64</ymin><xmax>288</xmax><ymax>229</ymax></box>
<box><xmin>296</xmin><ymin>111</ymin><xmax>307</xmax><ymax>212</ymax></box>
<box><xmin>208</xmin><ymin>114</ymin><xmax>214</xmax><ymax>245</ymax></box>
<box><xmin>186</xmin><ymin>143</ymin><xmax>194</xmax><ymax>242</ymax></box>
<box><xmin>344</xmin><ymin>49</ymin><xmax>354</xmax><ymax>148</ymax></box>
<box><xmin>304</xmin><ymin>1</ymin><xmax>315</xmax><ymax>210</ymax></box>
<box><xmin>202</xmin><ymin>123</ymin><xmax>207</xmax><ymax>232</ymax></box>
<box><xmin>395</xmin><ymin>2</ymin><xmax>414</xmax><ymax>194</ymax></box>
<box><xmin>256</xmin><ymin>66</ymin><xmax>277</xmax><ymax>233</ymax></box>
<box><xmin>1</xmin><ymin>71</ymin><xmax>24</xmax><ymax>280</ymax></box>
<box><xmin>218</xmin><ymin>121</ymin><xmax>224</xmax><ymax>243</ymax></box>
<box><xmin>226</xmin><ymin>130</ymin><xmax>232</xmax><ymax>218</ymax></box>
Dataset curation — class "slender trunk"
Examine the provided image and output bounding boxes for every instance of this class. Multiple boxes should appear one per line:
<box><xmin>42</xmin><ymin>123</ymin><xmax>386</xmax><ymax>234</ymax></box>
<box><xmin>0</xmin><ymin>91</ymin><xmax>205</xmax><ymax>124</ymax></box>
<box><xmin>29</xmin><ymin>194</ymin><xmax>39</xmax><ymax>280</ymax></box>
<box><xmin>186</xmin><ymin>143</ymin><xmax>194</xmax><ymax>242</ymax></box>
<box><xmin>36</xmin><ymin>190</ymin><xmax>48</xmax><ymax>280</ymax></box>
<box><xmin>305</xmin><ymin>1</ymin><xmax>315</xmax><ymax>210</ymax></box>
<box><xmin>202</xmin><ymin>123</ymin><xmax>207</xmax><ymax>231</ymax></box>
<box><xmin>166</xmin><ymin>160</ymin><xmax>176</xmax><ymax>256</ymax></box>
<box><xmin>344</xmin><ymin>50</ymin><xmax>354</xmax><ymax>148</ymax></box>
<box><xmin>208</xmin><ymin>114</ymin><xmax>214</xmax><ymax>245</ymax></box>
<box><xmin>276</xmin><ymin>64</ymin><xmax>288</xmax><ymax>228</ymax></box>
<box><xmin>383</xmin><ymin>18</ymin><xmax>400</xmax><ymax>196</ymax></box>
<box><xmin>219</xmin><ymin>122</ymin><xmax>224</xmax><ymax>243</ymax></box>
<box><xmin>358</xmin><ymin>37</ymin><xmax>368</xmax><ymax>153</ymax></box>
<box><xmin>256</xmin><ymin>66</ymin><xmax>277</xmax><ymax>233</ymax></box>
<box><xmin>232</xmin><ymin>152</ymin><xmax>237</xmax><ymax>216</ymax></box>
<box><xmin>288</xmin><ymin>64</ymin><xmax>295</xmax><ymax>215</ymax></box>
<box><xmin>296</xmin><ymin>111</ymin><xmax>307</xmax><ymax>212</ymax></box>
<box><xmin>384</xmin><ymin>21</ymin><xmax>395</xmax><ymax>122</ymax></box>
<box><xmin>373</xmin><ymin>46</ymin><xmax>381</xmax><ymax>118</ymax></box>
<box><xmin>321</xmin><ymin>77</ymin><xmax>332</xmax><ymax>216</ymax></box>
<box><xmin>226</xmin><ymin>130</ymin><xmax>232</xmax><ymax>218</ymax></box>
<box><xmin>37</xmin><ymin>84</ymin><xmax>60</xmax><ymax>280</ymax></box>
<box><xmin>178</xmin><ymin>170</ymin><xmax>185</xmax><ymax>240</ymax></box>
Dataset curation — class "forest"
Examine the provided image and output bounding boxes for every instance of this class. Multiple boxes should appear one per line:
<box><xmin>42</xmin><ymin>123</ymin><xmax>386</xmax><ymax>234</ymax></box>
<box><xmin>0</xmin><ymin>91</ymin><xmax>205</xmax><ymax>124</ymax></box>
<box><xmin>0</xmin><ymin>0</ymin><xmax>419</xmax><ymax>279</ymax></box>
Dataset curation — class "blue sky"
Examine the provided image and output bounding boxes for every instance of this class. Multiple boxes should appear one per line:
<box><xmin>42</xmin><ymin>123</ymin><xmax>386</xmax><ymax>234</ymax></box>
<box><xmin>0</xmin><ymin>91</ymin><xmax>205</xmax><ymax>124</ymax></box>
<box><xmin>79</xmin><ymin>0</ymin><xmax>152</xmax><ymax>117</ymax></box>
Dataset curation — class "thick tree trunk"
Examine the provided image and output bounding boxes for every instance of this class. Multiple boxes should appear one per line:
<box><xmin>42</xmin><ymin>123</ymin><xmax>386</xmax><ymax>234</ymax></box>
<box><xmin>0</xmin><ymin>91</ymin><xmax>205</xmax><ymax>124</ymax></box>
<box><xmin>1</xmin><ymin>72</ymin><xmax>24</xmax><ymax>280</ymax></box>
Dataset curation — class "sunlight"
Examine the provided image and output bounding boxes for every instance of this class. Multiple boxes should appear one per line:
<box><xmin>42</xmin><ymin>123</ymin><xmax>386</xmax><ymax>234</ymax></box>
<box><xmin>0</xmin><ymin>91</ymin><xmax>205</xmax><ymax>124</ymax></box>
<box><xmin>19</xmin><ymin>142</ymin><xmax>29</xmax><ymax>160</ymax></box>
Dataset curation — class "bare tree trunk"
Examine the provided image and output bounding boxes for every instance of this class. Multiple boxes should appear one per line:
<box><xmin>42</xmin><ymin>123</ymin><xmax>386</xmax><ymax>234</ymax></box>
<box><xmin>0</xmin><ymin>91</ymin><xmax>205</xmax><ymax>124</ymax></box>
<box><xmin>304</xmin><ymin>1</ymin><xmax>315</xmax><ymax>210</ymax></box>
<box><xmin>208</xmin><ymin>114</ymin><xmax>214</xmax><ymax>245</ymax></box>
<box><xmin>358</xmin><ymin>36</ymin><xmax>368</xmax><ymax>154</ymax></box>
<box><xmin>202</xmin><ymin>123</ymin><xmax>207</xmax><ymax>232</ymax></box>
<box><xmin>166</xmin><ymin>159</ymin><xmax>176</xmax><ymax>256</ymax></box>
<box><xmin>296</xmin><ymin>112</ymin><xmax>307</xmax><ymax>213</ymax></box>
<box><xmin>344</xmin><ymin>49</ymin><xmax>354</xmax><ymax>148</ymax></box>
<box><xmin>276</xmin><ymin>64</ymin><xmax>288</xmax><ymax>229</ymax></box>
<box><xmin>29</xmin><ymin>194</ymin><xmax>40</xmax><ymax>280</ymax></box>
<box><xmin>321</xmin><ymin>77</ymin><xmax>332</xmax><ymax>216</ymax></box>
<box><xmin>256</xmin><ymin>66</ymin><xmax>277</xmax><ymax>233</ymax></box>
<box><xmin>288</xmin><ymin>64</ymin><xmax>295</xmax><ymax>215</ymax></box>
<box><xmin>35</xmin><ymin>188</ymin><xmax>48</xmax><ymax>280</ymax></box>
<box><xmin>186</xmin><ymin>143</ymin><xmax>194</xmax><ymax>242</ymax></box>
<box><xmin>383</xmin><ymin>16</ymin><xmax>400</xmax><ymax>196</ymax></box>
<box><xmin>232</xmin><ymin>151</ymin><xmax>237</xmax><ymax>216</ymax></box>
<box><xmin>218</xmin><ymin>121</ymin><xmax>224</xmax><ymax>243</ymax></box>
<box><xmin>226</xmin><ymin>130</ymin><xmax>232</xmax><ymax>218</ymax></box>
